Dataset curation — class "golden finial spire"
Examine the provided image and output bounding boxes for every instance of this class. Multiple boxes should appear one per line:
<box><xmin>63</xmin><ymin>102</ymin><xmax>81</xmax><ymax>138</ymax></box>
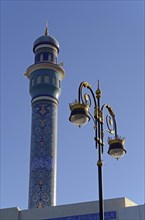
<box><xmin>97</xmin><ymin>80</ymin><xmax>100</xmax><ymax>90</ymax></box>
<box><xmin>96</xmin><ymin>80</ymin><xmax>102</xmax><ymax>98</ymax></box>
<box><xmin>45</xmin><ymin>21</ymin><xmax>49</xmax><ymax>35</ymax></box>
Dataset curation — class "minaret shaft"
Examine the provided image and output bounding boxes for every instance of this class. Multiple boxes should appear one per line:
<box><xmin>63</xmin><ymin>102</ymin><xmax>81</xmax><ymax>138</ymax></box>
<box><xmin>29</xmin><ymin>100</ymin><xmax>57</xmax><ymax>208</ymax></box>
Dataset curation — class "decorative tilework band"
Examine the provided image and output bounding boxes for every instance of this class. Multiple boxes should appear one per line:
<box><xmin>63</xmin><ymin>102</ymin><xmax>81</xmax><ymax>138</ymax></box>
<box><xmin>44</xmin><ymin>211</ymin><xmax>116</xmax><ymax>220</ymax></box>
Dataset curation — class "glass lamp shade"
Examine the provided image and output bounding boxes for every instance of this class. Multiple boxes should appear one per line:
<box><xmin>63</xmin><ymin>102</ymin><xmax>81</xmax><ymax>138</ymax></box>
<box><xmin>108</xmin><ymin>138</ymin><xmax>126</xmax><ymax>160</ymax></box>
<box><xmin>69</xmin><ymin>102</ymin><xmax>90</xmax><ymax>126</ymax></box>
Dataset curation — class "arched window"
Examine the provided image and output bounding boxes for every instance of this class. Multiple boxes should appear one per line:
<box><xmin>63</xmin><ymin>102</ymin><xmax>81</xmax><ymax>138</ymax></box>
<box><xmin>43</xmin><ymin>53</ymin><xmax>48</xmax><ymax>61</ymax></box>
<box><xmin>59</xmin><ymin>80</ymin><xmax>61</xmax><ymax>88</ymax></box>
<box><xmin>37</xmin><ymin>76</ymin><xmax>41</xmax><ymax>84</ymax></box>
<box><xmin>44</xmin><ymin>75</ymin><xmax>49</xmax><ymax>83</ymax></box>
<box><xmin>53</xmin><ymin>77</ymin><xmax>57</xmax><ymax>86</ymax></box>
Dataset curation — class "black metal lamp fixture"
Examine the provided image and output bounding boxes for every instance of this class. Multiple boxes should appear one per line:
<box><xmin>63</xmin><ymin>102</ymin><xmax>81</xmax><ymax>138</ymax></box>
<box><xmin>108</xmin><ymin>138</ymin><xmax>126</xmax><ymax>160</ymax></box>
<box><xmin>69</xmin><ymin>103</ymin><xmax>90</xmax><ymax>126</ymax></box>
<box><xmin>69</xmin><ymin>81</ymin><xmax>126</xmax><ymax>220</ymax></box>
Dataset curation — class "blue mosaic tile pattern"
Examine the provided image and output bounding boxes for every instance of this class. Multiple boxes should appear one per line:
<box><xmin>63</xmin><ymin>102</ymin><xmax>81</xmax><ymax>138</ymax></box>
<box><xmin>29</xmin><ymin>101</ymin><xmax>58</xmax><ymax>208</ymax></box>
<box><xmin>44</xmin><ymin>211</ymin><xmax>116</xmax><ymax>220</ymax></box>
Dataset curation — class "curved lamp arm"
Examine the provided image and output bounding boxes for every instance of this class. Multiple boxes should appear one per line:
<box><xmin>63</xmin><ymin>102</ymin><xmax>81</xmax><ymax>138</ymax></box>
<box><xmin>101</xmin><ymin>104</ymin><xmax>118</xmax><ymax>138</ymax></box>
<box><xmin>78</xmin><ymin>81</ymin><xmax>97</xmax><ymax>108</ymax></box>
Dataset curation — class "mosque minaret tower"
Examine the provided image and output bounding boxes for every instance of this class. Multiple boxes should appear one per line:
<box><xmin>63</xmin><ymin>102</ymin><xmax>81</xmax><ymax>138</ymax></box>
<box><xmin>25</xmin><ymin>26</ymin><xmax>65</xmax><ymax>209</ymax></box>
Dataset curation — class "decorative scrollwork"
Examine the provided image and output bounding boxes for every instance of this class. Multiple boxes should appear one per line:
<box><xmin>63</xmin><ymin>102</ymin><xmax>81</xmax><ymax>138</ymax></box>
<box><xmin>78</xmin><ymin>81</ymin><xmax>97</xmax><ymax>108</ymax></box>
<box><xmin>80</xmin><ymin>92</ymin><xmax>92</xmax><ymax>107</ymax></box>
<box><xmin>106</xmin><ymin>114</ymin><xmax>115</xmax><ymax>134</ymax></box>
<box><xmin>101</xmin><ymin>104</ymin><xmax>118</xmax><ymax>138</ymax></box>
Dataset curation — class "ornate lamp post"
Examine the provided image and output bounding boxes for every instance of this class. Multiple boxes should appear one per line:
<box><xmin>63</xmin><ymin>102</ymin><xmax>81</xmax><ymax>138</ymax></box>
<box><xmin>69</xmin><ymin>81</ymin><xmax>126</xmax><ymax>220</ymax></box>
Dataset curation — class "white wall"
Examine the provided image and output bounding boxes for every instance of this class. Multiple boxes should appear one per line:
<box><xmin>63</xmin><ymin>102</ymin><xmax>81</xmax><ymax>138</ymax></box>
<box><xmin>0</xmin><ymin>207</ymin><xmax>20</xmax><ymax>220</ymax></box>
<box><xmin>119</xmin><ymin>204</ymin><xmax>145</xmax><ymax>220</ymax></box>
<box><xmin>0</xmin><ymin>198</ymin><xmax>140</xmax><ymax>220</ymax></box>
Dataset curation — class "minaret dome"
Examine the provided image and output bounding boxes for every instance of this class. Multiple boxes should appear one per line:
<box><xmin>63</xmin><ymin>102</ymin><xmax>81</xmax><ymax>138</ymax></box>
<box><xmin>33</xmin><ymin>34</ymin><xmax>59</xmax><ymax>53</ymax></box>
<box><xmin>33</xmin><ymin>28</ymin><xmax>59</xmax><ymax>65</ymax></box>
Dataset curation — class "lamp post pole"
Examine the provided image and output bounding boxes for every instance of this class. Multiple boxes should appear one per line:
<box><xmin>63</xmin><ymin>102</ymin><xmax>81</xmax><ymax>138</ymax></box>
<box><xmin>96</xmin><ymin>82</ymin><xmax>104</xmax><ymax>220</ymax></box>
<box><xmin>69</xmin><ymin>81</ymin><xmax>126</xmax><ymax>220</ymax></box>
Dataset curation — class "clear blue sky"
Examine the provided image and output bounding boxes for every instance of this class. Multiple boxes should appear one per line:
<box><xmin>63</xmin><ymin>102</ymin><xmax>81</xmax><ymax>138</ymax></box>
<box><xmin>1</xmin><ymin>0</ymin><xmax>144</xmax><ymax>210</ymax></box>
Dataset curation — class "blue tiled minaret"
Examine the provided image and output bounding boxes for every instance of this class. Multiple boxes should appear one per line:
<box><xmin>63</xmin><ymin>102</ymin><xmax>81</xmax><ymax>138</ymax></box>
<box><xmin>25</xmin><ymin>27</ymin><xmax>65</xmax><ymax>209</ymax></box>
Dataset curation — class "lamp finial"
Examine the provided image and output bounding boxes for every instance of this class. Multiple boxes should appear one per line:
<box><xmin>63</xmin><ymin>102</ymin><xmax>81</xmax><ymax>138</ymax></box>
<box><xmin>98</xmin><ymin>80</ymin><xmax>100</xmax><ymax>90</ymax></box>
<box><xmin>96</xmin><ymin>80</ymin><xmax>102</xmax><ymax>98</ymax></box>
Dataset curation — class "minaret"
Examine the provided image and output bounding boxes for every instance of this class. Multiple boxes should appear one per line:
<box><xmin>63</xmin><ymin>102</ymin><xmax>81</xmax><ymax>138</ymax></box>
<box><xmin>25</xmin><ymin>26</ymin><xmax>65</xmax><ymax>209</ymax></box>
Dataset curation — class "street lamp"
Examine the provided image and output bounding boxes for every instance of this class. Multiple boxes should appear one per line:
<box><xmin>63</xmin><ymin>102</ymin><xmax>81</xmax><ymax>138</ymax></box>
<box><xmin>69</xmin><ymin>81</ymin><xmax>126</xmax><ymax>220</ymax></box>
